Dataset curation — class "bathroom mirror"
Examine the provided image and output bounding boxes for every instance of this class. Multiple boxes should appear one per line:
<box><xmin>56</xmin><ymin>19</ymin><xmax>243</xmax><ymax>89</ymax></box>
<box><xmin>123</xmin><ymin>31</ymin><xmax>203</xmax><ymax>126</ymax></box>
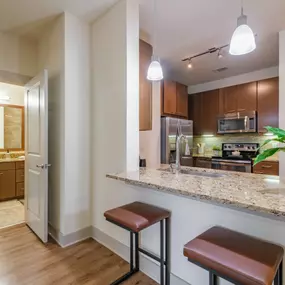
<box><xmin>0</xmin><ymin>105</ymin><xmax>24</xmax><ymax>150</ymax></box>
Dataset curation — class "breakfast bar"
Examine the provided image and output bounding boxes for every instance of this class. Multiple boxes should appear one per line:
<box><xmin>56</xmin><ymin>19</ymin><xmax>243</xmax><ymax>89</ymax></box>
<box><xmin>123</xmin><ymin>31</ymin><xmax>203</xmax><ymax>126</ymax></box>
<box><xmin>107</xmin><ymin>167</ymin><xmax>285</xmax><ymax>284</ymax></box>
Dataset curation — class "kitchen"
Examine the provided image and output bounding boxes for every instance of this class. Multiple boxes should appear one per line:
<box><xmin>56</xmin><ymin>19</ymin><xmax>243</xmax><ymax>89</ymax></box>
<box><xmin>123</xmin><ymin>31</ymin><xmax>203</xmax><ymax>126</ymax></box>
<box><xmin>93</xmin><ymin>0</ymin><xmax>285</xmax><ymax>285</ymax></box>
<box><xmin>139</xmin><ymin>38</ymin><xmax>280</xmax><ymax>177</ymax></box>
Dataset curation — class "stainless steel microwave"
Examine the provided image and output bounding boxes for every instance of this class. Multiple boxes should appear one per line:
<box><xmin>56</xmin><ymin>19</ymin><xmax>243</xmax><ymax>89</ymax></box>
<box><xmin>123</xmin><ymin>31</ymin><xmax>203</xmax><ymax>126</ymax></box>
<box><xmin>217</xmin><ymin>111</ymin><xmax>257</xmax><ymax>134</ymax></box>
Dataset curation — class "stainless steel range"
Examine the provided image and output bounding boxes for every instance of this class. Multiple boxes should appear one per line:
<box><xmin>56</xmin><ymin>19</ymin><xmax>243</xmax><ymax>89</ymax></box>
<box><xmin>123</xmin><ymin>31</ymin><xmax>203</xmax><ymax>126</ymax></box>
<box><xmin>212</xmin><ymin>143</ymin><xmax>259</xmax><ymax>173</ymax></box>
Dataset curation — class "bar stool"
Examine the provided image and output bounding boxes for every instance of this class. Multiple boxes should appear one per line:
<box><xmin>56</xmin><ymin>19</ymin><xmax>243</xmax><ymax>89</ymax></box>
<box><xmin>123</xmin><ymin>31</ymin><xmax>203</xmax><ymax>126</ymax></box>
<box><xmin>184</xmin><ymin>226</ymin><xmax>284</xmax><ymax>285</ymax></box>
<box><xmin>104</xmin><ymin>202</ymin><xmax>171</xmax><ymax>285</ymax></box>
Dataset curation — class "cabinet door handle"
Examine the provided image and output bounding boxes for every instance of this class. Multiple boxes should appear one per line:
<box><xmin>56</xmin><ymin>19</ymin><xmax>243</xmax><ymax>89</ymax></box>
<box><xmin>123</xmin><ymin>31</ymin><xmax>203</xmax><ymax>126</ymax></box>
<box><xmin>254</xmin><ymin>171</ymin><xmax>265</xmax><ymax>174</ymax></box>
<box><xmin>238</xmin><ymin>109</ymin><xmax>245</xmax><ymax>111</ymax></box>
<box><xmin>261</xmin><ymin>165</ymin><xmax>272</xmax><ymax>169</ymax></box>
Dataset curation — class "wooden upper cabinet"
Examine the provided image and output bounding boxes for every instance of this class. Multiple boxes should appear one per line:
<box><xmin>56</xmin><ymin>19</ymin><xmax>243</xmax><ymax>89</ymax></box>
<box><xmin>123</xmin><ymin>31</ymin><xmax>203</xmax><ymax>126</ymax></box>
<box><xmin>257</xmin><ymin>77</ymin><xmax>279</xmax><ymax>132</ymax></box>
<box><xmin>163</xmin><ymin>80</ymin><xmax>177</xmax><ymax>115</ymax></box>
<box><xmin>162</xmin><ymin>80</ymin><xmax>188</xmax><ymax>118</ymax></box>
<box><xmin>188</xmin><ymin>93</ymin><xmax>202</xmax><ymax>135</ymax></box>
<box><xmin>219</xmin><ymin>82</ymin><xmax>257</xmax><ymax>114</ymax></box>
<box><xmin>139</xmin><ymin>40</ymin><xmax>153</xmax><ymax>131</ymax></box>
<box><xmin>219</xmin><ymin>86</ymin><xmax>238</xmax><ymax>114</ymax></box>
<box><xmin>201</xmin><ymin>89</ymin><xmax>219</xmax><ymax>134</ymax></box>
<box><xmin>176</xmin><ymin>83</ymin><xmax>188</xmax><ymax>118</ymax></box>
<box><xmin>237</xmin><ymin>82</ymin><xmax>257</xmax><ymax>112</ymax></box>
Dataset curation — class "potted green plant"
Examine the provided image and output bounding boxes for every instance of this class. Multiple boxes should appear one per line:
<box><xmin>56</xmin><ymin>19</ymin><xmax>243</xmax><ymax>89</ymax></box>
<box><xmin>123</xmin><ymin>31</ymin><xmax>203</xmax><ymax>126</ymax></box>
<box><xmin>254</xmin><ymin>126</ymin><xmax>285</xmax><ymax>165</ymax></box>
<box><xmin>212</xmin><ymin>145</ymin><xmax>221</xmax><ymax>157</ymax></box>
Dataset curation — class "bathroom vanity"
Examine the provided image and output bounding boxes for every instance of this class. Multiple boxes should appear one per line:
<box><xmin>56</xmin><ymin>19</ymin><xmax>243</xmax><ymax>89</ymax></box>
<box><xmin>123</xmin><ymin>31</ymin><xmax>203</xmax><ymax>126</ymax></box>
<box><xmin>0</xmin><ymin>159</ymin><xmax>25</xmax><ymax>201</ymax></box>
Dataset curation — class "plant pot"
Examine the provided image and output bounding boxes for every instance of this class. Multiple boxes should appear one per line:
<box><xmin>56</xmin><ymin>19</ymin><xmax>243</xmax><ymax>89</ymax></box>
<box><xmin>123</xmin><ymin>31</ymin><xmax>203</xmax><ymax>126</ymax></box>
<box><xmin>213</xmin><ymin>150</ymin><xmax>220</xmax><ymax>156</ymax></box>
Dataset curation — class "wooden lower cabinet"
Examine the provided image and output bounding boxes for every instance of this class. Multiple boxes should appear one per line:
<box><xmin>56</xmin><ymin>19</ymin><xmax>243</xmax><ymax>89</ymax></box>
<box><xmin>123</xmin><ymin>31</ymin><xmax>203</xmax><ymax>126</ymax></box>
<box><xmin>0</xmin><ymin>170</ymin><xmax>16</xmax><ymax>200</ymax></box>
<box><xmin>0</xmin><ymin>161</ymin><xmax>24</xmax><ymax>201</ymax></box>
<box><xmin>194</xmin><ymin>158</ymin><xmax>212</xmax><ymax>169</ymax></box>
<box><xmin>16</xmin><ymin>182</ymin><xmax>25</xmax><ymax>197</ymax></box>
<box><xmin>253</xmin><ymin>161</ymin><xmax>279</xmax><ymax>176</ymax></box>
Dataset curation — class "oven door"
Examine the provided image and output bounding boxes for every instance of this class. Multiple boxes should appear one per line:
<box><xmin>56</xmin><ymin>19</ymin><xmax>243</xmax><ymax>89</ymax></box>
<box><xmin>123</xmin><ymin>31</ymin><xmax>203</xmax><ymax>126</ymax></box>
<box><xmin>212</xmin><ymin>160</ymin><xmax>252</xmax><ymax>173</ymax></box>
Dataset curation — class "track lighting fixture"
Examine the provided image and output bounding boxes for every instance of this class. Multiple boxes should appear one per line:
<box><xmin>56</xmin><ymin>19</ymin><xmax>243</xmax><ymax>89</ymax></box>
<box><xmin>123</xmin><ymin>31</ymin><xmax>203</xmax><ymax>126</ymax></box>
<box><xmin>218</xmin><ymin>49</ymin><xmax>223</xmax><ymax>59</ymax></box>
<box><xmin>187</xmin><ymin>60</ymin><xmax>193</xmax><ymax>69</ymax></box>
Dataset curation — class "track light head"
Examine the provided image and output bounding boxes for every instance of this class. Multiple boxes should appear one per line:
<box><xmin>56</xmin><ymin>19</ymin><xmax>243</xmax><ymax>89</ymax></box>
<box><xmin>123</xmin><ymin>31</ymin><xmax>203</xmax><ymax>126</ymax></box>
<box><xmin>187</xmin><ymin>60</ymin><xmax>193</xmax><ymax>69</ymax></box>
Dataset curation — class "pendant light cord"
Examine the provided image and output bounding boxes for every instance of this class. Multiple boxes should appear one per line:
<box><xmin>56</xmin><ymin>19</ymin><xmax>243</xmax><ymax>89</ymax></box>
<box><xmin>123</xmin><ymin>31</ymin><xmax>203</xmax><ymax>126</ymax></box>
<box><xmin>153</xmin><ymin>0</ymin><xmax>158</xmax><ymax>56</ymax></box>
<box><xmin>241</xmin><ymin>0</ymin><xmax>244</xmax><ymax>15</ymax></box>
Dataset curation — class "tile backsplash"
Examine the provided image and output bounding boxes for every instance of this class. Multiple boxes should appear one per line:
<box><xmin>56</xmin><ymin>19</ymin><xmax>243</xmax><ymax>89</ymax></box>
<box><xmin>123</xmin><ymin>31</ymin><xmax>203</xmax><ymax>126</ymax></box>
<box><xmin>193</xmin><ymin>134</ymin><xmax>279</xmax><ymax>160</ymax></box>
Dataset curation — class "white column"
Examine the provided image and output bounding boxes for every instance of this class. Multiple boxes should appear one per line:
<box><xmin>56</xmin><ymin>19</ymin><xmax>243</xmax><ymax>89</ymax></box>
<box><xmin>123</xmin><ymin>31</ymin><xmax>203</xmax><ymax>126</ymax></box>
<box><xmin>279</xmin><ymin>31</ymin><xmax>285</xmax><ymax>181</ymax></box>
<box><xmin>91</xmin><ymin>0</ymin><xmax>140</xmax><ymax>229</ymax></box>
<box><xmin>91</xmin><ymin>0</ymin><xmax>139</xmax><ymax>175</ymax></box>
<box><xmin>126</xmin><ymin>0</ymin><xmax>139</xmax><ymax>171</ymax></box>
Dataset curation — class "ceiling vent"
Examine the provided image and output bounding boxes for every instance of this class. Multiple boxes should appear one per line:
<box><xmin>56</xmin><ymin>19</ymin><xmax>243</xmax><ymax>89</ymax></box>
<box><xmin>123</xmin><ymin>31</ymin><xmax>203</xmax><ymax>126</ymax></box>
<box><xmin>213</xmin><ymin>67</ymin><xmax>228</xmax><ymax>73</ymax></box>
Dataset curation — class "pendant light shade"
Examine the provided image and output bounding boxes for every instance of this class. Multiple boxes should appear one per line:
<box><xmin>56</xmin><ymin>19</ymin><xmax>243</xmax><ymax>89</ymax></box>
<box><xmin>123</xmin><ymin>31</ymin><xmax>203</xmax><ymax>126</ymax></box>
<box><xmin>147</xmin><ymin>0</ymin><xmax>163</xmax><ymax>81</ymax></box>
<box><xmin>229</xmin><ymin>10</ymin><xmax>256</xmax><ymax>55</ymax></box>
<box><xmin>147</xmin><ymin>57</ymin><xmax>163</xmax><ymax>81</ymax></box>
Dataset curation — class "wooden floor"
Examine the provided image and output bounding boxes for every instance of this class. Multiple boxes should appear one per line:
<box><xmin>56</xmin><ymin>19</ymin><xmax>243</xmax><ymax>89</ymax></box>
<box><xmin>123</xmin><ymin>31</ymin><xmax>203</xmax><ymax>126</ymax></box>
<box><xmin>0</xmin><ymin>224</ymin><xmax>158</xmax><ymax>285</ymax></box>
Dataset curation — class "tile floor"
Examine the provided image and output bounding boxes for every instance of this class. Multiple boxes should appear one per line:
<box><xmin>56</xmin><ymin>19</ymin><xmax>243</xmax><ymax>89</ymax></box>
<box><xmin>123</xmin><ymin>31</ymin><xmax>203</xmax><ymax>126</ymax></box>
<box><xmin>0</xmin><ymin>200</ymin><xmax>24</xmax><ymax>229</ymax></box>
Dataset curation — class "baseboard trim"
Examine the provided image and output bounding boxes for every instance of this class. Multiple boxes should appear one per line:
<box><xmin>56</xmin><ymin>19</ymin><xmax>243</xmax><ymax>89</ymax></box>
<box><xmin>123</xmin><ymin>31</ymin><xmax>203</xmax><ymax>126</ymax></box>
<box><xmin>49</xmin><ymin>224</ymin><xmax>92</xmax><ymax>247</ymax></box>
<box><xmin>92</xmin><ymin>226</ymin><xmax>189</xmax><ymax>285</ymax></box>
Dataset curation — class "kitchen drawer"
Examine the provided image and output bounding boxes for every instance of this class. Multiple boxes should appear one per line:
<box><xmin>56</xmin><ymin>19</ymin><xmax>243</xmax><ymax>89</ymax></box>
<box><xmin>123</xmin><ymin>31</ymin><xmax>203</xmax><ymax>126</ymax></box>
<box><xmin>16</xmin><ymin>169</ymin><xmax>25</xmax><ymax>183</ymax></box>
<box><xmin>0</xmin><ymin>162</ymin><xmax>15</xmax><ymax>171</ymax></box>
<box><xmin>253</xmin><ymin>161</ymin><xmax>279</xmax><ymax>176</ymax></box>
<box><xmin>16</xmin><ymin>161</ymin><xmax>25</xmax><ymax>169</ymax></box>
<box><xmin>195</xmin><ymin>158</ymin><xmax>212</xmax><ymax>169</ymax></box>
<box><xmin>16</xmin><ymin>182</ymin><xmax>24</xmax><ymax>197</ymax></box>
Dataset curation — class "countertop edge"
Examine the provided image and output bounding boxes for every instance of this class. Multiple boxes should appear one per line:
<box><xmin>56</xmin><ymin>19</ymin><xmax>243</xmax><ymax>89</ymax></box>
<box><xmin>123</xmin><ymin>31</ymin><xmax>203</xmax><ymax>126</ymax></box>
<box><xmin>106</xmin><ymin>173</ymin><xmax>285</xmax><ymax>221</ymax></box>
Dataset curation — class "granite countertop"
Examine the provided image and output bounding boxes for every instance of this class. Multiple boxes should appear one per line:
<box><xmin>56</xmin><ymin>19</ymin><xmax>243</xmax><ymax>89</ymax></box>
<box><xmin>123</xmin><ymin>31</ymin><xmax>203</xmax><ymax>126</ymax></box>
<box><xmin>107</xmin><ymin>166</ymin><xmax>285</xmax><ymax>220</ymax></box>
<box><xmin>0</xmin><ymin>158</ymin><xmax>25</xmax><ymax>163</ymax></box>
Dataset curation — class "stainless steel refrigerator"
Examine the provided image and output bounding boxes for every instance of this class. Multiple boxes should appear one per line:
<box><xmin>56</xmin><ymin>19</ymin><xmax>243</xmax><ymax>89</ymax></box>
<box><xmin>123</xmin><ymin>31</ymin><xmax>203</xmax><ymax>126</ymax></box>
<box><xmin>161</xmin><ymin>117</ymin><xmax>193</xmax><ymax>166</ymax></box>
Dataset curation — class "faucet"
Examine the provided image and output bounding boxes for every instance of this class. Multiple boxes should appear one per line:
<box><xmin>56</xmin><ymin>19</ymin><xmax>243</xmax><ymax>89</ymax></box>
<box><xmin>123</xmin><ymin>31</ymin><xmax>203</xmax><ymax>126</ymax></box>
<box><xmin>174</xmin><ymin>134</ymin><xmax>187</xmax><ymax>171</ymax></box>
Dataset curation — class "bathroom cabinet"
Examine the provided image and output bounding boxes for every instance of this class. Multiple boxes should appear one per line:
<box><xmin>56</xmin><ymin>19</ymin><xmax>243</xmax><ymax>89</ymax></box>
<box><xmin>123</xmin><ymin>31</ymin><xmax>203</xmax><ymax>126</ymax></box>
<box><xmin>0</xmin><ymin>161</ymin><xmax>24</xmax><ymax>201</ymax></box>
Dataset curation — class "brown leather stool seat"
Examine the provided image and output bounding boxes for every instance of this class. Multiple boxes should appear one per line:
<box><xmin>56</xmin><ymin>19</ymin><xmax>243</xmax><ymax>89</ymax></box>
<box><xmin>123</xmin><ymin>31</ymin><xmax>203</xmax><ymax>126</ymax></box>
<box><xmin>184</xmin><ymin>226</ymin><xmax>284</xmax><ymax>285</ymax></box>
<box><xmin>104</xmin><ymin>202</ymin><xmax>170</xmax><ymax>232</ymax></box>
<box><xmin>104</xmin><ymin>202</ymin><xmax>171</xmax><ymax>285</ymax></box>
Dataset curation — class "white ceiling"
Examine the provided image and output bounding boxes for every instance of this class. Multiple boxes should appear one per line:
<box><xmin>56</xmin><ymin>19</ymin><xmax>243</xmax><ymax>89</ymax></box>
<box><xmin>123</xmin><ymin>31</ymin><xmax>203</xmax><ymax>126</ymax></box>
<box><xmin>0</xmin><ymin>0</ymin><xmax>119</xmax><ymax>33</ymax></box>
<box><xmin>0</xmin><ymin>0</ymin><xmax>284</xmax><ymax>86</ymax></box>
<box><xmin>140</xmin><ymin>0</ymin><xmax>285</xmax><ymax>86</ymax></box>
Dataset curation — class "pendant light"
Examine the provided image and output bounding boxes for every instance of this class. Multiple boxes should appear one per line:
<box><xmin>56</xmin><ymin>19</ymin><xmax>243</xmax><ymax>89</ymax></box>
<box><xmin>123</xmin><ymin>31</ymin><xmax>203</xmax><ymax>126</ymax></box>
<box><xmin>229</xmin><ymin>1</ymin><xmax>256</xmax><ymax>56</ymax></box>
<box><xmin>147</xmin><ymin>0</ymin><xmax>163</xmax><ymax>81</ymax></box>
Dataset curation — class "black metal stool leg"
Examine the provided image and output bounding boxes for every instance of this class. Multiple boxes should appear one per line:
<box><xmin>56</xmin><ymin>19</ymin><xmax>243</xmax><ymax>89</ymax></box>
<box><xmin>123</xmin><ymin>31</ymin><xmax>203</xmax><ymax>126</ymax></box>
<box><xmin>274</xmin><ymin>260</ymin><xmax>283</xmax><ymax>285</ymax></box>
<box><xmin>135</xmin><ymin>232</ymin><xmax>139</xmax><ymax>271</ymax></box>
<box><xmin>110</xmin><ymin>231</ymin><xmax>138</xmax><ymax>285</ymax></box>
<box><xmin>209</xmin><ymin>272</ymin><xmax>217</xmax><ymax>285</ymax></box>
<box><xmin>160</xmin><ymin>220</ymin><xmax>165</xmax><ymax>285</ymax></box>
<box><xmin>165</xmin><ymin>218</ymin><xmax>170</xmax><ymax>285</ymax></box>
<box><xmin>130</xmin><ymin>232</ymin><xmax>134</xmax><ymax>271</ymax></box>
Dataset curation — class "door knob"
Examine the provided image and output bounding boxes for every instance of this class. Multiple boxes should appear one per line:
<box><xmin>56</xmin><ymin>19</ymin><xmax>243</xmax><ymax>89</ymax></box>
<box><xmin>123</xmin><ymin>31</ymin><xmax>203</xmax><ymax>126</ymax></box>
<box><xmin>36</xmin><ymin>164</ymin><xmax>45</xmax><ymax>169</ymax></box>
<box><xmin>36</xmin><ymin>164</ymin><xmax>52</xmax><ymax>169</ymax></box>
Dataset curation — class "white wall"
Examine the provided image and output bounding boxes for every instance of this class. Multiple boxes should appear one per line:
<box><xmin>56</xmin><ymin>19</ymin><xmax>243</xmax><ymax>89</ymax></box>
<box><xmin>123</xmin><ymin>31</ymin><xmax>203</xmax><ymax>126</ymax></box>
<box><xmin>188</xmin><ymin>66</ymin><xmax>279</xmax><ymax>94</ymax></box>
<box><xmin>0</xmin><ymin>32</ymin><xmax>38</xmax><ymax>77</ymax></box>
<box><xmin>63</xmin><ymin>13</ymin><xmax>91</xmax><ymax>235</ymax></box>
<box><xmin>0</xmin><ymin>82</ymin><xmax>24</xmax><ymax>105</ymax></box>
<box><xmin>38</xmin><ymin>15</ymin><xmax>65</xmax><ymax>235</ymax></box>
<box><xmin>91</xmin><ymin>0</ymin><xmax>139</xmax><ymax>230</ymax></box>
<box><xmin>139</xmin><ymin>82</ymin><xmax>161</xmax><ymax>168</ymax></box>
<box><xmin>38</xmin><ymin>13</ymin><xmax>92</xmax><ymax>238</ymax></box>
<box><xmin>279</xmin><ymin>31</ymin><xmax>285</xmax><ymax>181</ymax></box>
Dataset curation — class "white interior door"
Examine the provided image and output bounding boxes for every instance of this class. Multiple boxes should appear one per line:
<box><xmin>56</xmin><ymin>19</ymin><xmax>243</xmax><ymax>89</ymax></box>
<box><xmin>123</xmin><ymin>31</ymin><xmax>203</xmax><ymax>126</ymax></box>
<box><xmin>25</xmin><ymin>70</ymin><xmax>49</xmax><ymax>243</ymax></box>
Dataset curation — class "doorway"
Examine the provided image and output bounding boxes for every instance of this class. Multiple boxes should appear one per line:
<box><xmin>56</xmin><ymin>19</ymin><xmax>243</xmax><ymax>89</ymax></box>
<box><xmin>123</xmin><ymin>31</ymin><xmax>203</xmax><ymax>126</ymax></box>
<box><xmin>0</xmin><ymin>82</ymin><xmax>25</xmax><ymax>229</ymax></box>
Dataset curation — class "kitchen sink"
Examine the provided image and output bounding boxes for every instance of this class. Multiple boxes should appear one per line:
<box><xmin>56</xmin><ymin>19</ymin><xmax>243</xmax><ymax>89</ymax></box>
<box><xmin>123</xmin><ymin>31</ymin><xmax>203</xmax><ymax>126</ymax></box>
<box><xmin>159</xmin><ymin>168</ymin><xmax>225</xmax><ymax>178</ymax></box>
